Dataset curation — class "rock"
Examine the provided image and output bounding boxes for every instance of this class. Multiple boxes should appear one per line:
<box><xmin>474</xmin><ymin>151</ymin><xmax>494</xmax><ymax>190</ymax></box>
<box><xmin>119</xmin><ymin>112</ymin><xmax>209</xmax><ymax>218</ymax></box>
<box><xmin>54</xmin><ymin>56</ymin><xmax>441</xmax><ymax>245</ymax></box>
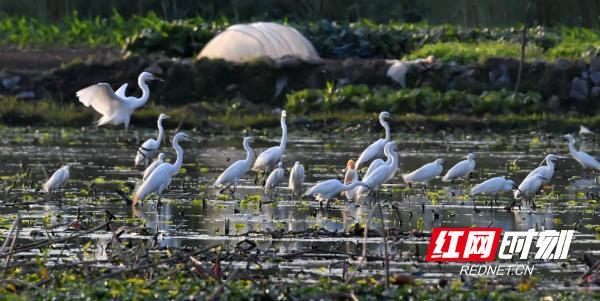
<box><xmin>592</xmin><ymin>86</ymin><xmax>600</xmax><ymax>98</ymax></box>
<box><xmin>556</xmin><ymin>58</ymin><xmax>572</xmax><ymax>71</ymax></box>
<box><xmin>569</xmin><ymin>77</ymin><xmax>589</xmax><ymax>101</ymax></box>
<box><xmin>546</xmin><ymin>95</ymin><xmax>560</xmax><ymax>111</ymax></box>
<box><xmin>590</xmin><ymin>56</ymin><xmax>600</xmax><ymax>72</ymax></box>
<box><xmin>15</xmin><ymin>91</ymin><xmax>35</xmax><ymax>99</ymax></box>
<box><xmin>2</xmin><ymin>76</ymin><xmax>20</xmax><ymax>90</ymax></box>
<box><xmin>590</xmin><ymin>72</ymin><xmax>600</xmax><ymax>85</ymax></box>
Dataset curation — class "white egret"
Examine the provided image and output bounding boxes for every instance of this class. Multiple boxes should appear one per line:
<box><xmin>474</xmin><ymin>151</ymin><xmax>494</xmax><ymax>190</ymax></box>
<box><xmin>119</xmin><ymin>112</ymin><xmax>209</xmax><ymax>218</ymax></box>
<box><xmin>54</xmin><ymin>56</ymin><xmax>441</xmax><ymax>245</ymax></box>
<box><xmin>442</xmin><ymin>153</ymin><xmax>476</xmax><ymax>182</ymax></box>
<box><xmin>135</xmin><ymin>113</ymin><xmax>169</xmax><ymax>167</ymax></box>
<box><xmin>364</xmin><ymin>158</ymin><xmax>385</xmax><ymax>179</ymax></box>
<box><xmin>289</xmin><ymin>161</ymin><xmax>305</xmax><ymax>200</ymax></box>
<box><xmin>356</xmin><ymin>141</ymin><xmax>398</xmax><ymax>201</ymax></box>
<box><xmin>343</xmin><ymin>160</ymin><xmax>360</xmax><ymax>201</ymax></box>
<box><xmin>253</xmin><ymin>110</ymin><xmax>287</xmax><ymax>180</ymax></box>
<box><xmin>565</xmin><ymin>134</ymin><xmax>600</xmax><ymax>173</ymax></box>
<box><xmin>522</xmin><ymin>154</ymin><xmax>557</xmax><ymax>185</ymax></box>
<box><xmin>355</xmin><ymin>111</ymin><xmax>391</xmax><ymax>169</ymax></box>
<box><xmin>265</xmin><ymin>162</ymin><xmax>285</xmax><ymax>200</ymax></box>
<box><xmin>305</xmin><ymin>179</ymin><xmax>371</xmax><ymax>206</ymax></box>
<box><xmin>44</xmin><ymin>165</ymin><xmax>70</xmax><ymax>200</ymax></box>
<box><xmin>133</xmin><ymin>132</ymin><xmax>192</xmax><ymax>206</ymax></box>
<box><xmin>402</xmin><ymin>159</ymin><xmax>444</xmax><ymax>186</ymax></box>
<box><xmin>512</xmin><ymin>175</ymin><xmax>546</xmax><ymax>210</ymax></box>
<box><xmin>76</xmin><ymin>71</ymin><xmax>163</xmax><ymax>129</ymax></box>
<box><xmin>214</xmin><ymin>137</ymin><xmax>255</xmax><ymax>198</ymax></box>
<box><xmin>143</xmin><ymin>153</ymin><xmax>166</xmax><ymax>182</ymax></box>
<box><xmin>470</xmin><ymin>176</ymin><xmax>517</xmax><ymax>208</ymax></box>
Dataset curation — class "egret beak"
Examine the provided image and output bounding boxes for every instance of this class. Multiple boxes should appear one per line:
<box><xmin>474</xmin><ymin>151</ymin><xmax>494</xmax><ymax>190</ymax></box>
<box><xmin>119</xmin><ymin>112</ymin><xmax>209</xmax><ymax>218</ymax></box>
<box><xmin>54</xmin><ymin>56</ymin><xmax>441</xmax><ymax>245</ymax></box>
<box><xmin>152</xmin><ymin>76</ymin><xmax>165</xmax><ymax>82</ymax></box>
<box><xmin>164</xmin><ymin>115</ymin><xmax>170</xmax><ymax>119</ymax></box>
<box><xmin>512</xmin><ymin>184</ymin><xmax>522</xmax><ymax>194</ymax></box>
<box><xmin>185</xmin><ymin>135</ymin><xmax>200</xmax><ymax>142</ymax></box>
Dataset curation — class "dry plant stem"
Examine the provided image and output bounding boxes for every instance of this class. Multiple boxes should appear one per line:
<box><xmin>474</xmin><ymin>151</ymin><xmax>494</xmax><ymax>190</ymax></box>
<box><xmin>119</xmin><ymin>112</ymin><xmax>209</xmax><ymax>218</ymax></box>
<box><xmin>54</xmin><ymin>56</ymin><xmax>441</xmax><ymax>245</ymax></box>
<box><xmin>344</xmin><ymin>210</ymin><xmax>371</xmax><ymax>285</ymax></box>
<box><xmin>514</xmin><ymin>0</ymin><xmax>532</xmax><ymax>95</ymax></box>
<box><xmin>4</xmin><ymin>217</ymin><xmax>21</xmax><ymax>268</ymax></box>
<box><xmin>4</xmin><ymin>221</ymin><xmax>110</xmax><ymax>257</ymax></box>
<box><xmin>377</xmin><ymin>203</ymin><xmax>390</xmax><ymax>288</ymax></box>
<box><xmin>0</xmin><ymin>214</ymin><xmax>20</xmax><ymax>256</ymax></box>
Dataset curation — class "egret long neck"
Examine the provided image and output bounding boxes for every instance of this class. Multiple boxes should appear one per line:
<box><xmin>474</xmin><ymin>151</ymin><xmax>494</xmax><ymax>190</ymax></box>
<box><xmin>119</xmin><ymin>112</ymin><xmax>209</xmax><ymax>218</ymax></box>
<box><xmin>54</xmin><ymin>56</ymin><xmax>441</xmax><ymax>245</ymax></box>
<box><xmin>343</xmin><ymin>181</ymin><xmax>364</xmax><ymax>191</ymax></box>
<box><xmin>381</xmin><ymin>117</ymin><xmax>390</xmax><ymax>141</ymax></box>
<box><xmin>244</xmin><ymin>141</ymin><xmax>254</xmax><ymax>163</ymax></box>
<box><xmin>279</xmin><ymin>118</ymin><xmax>287</xmax><ymax>150</ymax></box>
<box><xmin>170</xmin><ymin>139</ymin><xmax>184</xmax><ymax>175</ymax></box>
<box><xmin>389</xmin><ymin>150</ymin><xmax>398</xmax><ymax>169</ymax></box>
<box><xmin>546</xmin><ymin>159</ymin><xmax>555</xmax><ymax>171</ymax></box>
<box><xmin>568</xmin><ymin>141</ymin><xmax>577</xmax><ymax>156</ymax></box>
<box><xmin>131</xmin><ymin>76</ymin><xmax>150</xmax><ymax>109</ymax></box>
<box><xmin>156</xmin><ymin>118</ymin><xmax>164</xmax><ymax>143</ymax></box>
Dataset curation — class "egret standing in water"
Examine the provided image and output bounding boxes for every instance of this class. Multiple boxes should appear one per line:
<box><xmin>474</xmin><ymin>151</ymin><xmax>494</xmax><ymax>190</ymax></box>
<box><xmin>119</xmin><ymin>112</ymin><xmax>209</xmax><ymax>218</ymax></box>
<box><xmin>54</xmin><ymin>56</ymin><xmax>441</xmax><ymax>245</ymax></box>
<box><xmin>253</xmin><ymin>110</ymin><xmax>287</xmax><ymax>182</ymax></box>
<box><xmin>76</xmin><ymin>72</ymin><xmax>163</xmax><ymax>130</ymax></box>
<box><xmin>523</xmin><ymin>154</ymin><xmax>557</xmax><ymax>185</ymax></box>
<box><xmin>214</xmin><ymin>137</ymin><xmax>255</xmax><ymax>199</ymax></box>
<box><xmin>44</xmin><ymin>165</ymin><xmax>70</xmax><ymax>200</ymax></box>
<box><xmin>133</xmin><ymin>132</ymin><xmax>193</xmax><ymax>206</ymax></box>
<box><xmin>135</xmin><ymin>113</ymin><xmax>169</xmax><ymax>167</ymax></box>
<box><xmin>143</xmin><ymin>153</ymin><xmax>166</xmax><ymax>182</ymax></box>
<box><xmin>402</xmin><ymin>159</ymin><xmax>444</xmax><ymax>191</ymax></box>
<box><xmin>513</xmin><ymin>175</ymin><xmax>546</xmax><ymax>210</ymax></box>
<box><xmin>470</xmin><ymin>176</ymin><xmax>517</xmax><ymax>209</ymax></box>
<box><xmin>288</xmin><ymin>161</ymin><xmax>305</xmax><ymax>200</ymax></box>
<box><xmin>356</xmin><ymin>141</ymin><xmax>398</xmax><ymax>202</ymax></box>
<box><xmin>442</xmin><ymin>153</ymin><xmax>476</xmax><ymax>183</ymax></box>
<box><xmin>343</xmin><ymin>160</ymin><xmax>360</xmax><ymax>201</ymax></box>
<box><xmin>356</xmin><ymin>111</ymin><xmax>391</xmax><ymax>169</ymax></box>
<box><xmin>265</xmin><ymin>162</ymin><xmax>285</xmax><ymax>200</ymax></box>
<box><xmin>565</xmin><ymin>134</ymin><xmax>600</xmax><ymax>174</ymax></box>
<box><xmin>305</xmin><ymin>179</ymin><xmax>371</xmax><ymax>207</ymax></box>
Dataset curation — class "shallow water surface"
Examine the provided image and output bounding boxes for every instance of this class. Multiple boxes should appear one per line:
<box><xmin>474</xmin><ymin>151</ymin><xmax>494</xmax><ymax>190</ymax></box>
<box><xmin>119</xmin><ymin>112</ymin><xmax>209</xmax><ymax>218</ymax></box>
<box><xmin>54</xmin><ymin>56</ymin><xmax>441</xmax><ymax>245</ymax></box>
<box><xmin>1</xmin><ymin>127</ymin><xmax>599</xmax><ymax>290</ymax></box>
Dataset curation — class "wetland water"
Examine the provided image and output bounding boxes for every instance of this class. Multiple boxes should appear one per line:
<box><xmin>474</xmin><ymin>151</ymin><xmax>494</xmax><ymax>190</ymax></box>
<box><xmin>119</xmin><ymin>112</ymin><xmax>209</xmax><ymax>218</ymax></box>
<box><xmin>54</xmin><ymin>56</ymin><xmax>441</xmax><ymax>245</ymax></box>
<box><xmin>1</xmin><ymin>127</ymin><xmax>599</xmax><ymax>290</ymax></box>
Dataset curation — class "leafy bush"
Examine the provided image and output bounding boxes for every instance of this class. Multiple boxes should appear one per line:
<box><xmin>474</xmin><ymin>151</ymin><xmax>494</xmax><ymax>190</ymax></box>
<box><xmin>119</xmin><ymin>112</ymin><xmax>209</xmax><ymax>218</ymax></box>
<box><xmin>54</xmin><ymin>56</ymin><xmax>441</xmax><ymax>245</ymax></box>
<box><xmin>0</xmin><ymin>12</ymin><xmax>598</xmax><ymax>61</ymax></box>
<box><xmin>285</xmin><ymin>85</ymin><xmax>544</xmax><ymax>115</ymax></box>
<box><xmin>407</xmin><ymin>41</ymin><xmax>545</xmax><ymax>64</ymax></box>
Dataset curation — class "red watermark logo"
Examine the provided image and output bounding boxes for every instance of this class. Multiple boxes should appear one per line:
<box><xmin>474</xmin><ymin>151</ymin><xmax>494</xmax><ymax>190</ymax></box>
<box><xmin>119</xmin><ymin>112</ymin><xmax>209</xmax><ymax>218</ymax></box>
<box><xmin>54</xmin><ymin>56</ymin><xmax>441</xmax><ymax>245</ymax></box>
<box><xmin>425</xmin><ymin>228</ymin><xmax>502</xmax><ymax>262</ymax></box>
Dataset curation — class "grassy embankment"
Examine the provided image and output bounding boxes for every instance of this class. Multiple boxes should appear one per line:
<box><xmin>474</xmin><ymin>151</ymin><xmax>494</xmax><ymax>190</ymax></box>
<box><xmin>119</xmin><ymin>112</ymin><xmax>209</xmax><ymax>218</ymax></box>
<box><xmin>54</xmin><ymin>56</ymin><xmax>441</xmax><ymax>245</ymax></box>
<box><xmin>1</xmin><ymin>13</ymin><xmax>599</xmax><ymax>131</ymax></box>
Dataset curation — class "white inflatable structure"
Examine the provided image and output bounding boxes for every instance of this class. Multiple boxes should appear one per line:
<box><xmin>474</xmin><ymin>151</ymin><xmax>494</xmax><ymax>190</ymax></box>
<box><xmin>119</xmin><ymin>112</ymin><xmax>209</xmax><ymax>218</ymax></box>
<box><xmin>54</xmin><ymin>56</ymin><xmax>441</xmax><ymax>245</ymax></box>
<box><xmin>197</xmin><ymin>22</ymin><xmax>322</xmax><ymax>64</ymax></box>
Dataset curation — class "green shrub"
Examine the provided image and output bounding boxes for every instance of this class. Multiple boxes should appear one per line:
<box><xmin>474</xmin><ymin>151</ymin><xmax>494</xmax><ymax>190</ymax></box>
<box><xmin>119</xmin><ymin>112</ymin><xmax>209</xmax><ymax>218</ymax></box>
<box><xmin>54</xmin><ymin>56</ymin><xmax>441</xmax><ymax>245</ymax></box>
<box><xmin>285</xmin><ymin>86</ymin><xmax>545</xmax><ymax>115</ymax></box>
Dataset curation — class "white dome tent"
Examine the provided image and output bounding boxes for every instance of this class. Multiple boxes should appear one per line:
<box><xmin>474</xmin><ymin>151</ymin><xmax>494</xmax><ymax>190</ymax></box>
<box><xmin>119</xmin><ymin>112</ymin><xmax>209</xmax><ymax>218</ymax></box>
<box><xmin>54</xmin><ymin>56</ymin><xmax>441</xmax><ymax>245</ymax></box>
<box><xmin>197</xmin><ymin>22</ymin><xmax>322</xmax><ymax>64</ymax></box>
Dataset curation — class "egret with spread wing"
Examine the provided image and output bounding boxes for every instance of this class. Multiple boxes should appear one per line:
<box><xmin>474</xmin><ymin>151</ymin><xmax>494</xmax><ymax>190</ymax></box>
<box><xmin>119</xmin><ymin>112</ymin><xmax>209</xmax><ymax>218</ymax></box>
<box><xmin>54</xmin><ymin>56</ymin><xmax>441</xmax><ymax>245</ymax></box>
<box><xmin>76</xmin><ymin>71</ymin><xmax>163</xmax><ymax>129</ymax></box>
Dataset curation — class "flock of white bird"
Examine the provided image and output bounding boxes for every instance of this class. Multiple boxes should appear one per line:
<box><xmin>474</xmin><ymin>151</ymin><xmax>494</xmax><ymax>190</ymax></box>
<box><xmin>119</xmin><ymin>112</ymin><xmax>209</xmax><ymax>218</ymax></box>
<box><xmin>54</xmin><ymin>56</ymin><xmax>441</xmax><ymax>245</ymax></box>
<box><xmin>41</xmin><ymin>71</ymin><xmax>600</xmax><ymax>210</ymax></box>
